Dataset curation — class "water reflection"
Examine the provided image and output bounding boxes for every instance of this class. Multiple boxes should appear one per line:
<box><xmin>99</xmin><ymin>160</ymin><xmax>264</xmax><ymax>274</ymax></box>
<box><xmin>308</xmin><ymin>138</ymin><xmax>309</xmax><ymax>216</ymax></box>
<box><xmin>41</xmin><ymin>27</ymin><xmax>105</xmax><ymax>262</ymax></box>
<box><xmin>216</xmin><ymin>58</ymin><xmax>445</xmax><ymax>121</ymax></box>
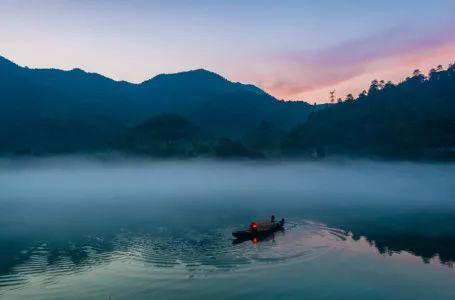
<box><xmin>1</xmin><ymin>219</ymin><xmax>453</xmax><ymax>295</ymax></box>
<box><xmin>351</xmin><ymin>232</ymin><xmax>455</xmax><ymax>267</ymax></box>
<box><xmin>306</xmin><ymin>208</ymin><xmax>455</xmax><ymax>266</ymax></box>
<box><xmin>1</xmin><ymin>160</ymin><xmax>454</xmax><ymax>298</ymax></box>
<box><xmin>232</xmin><ymin>228</ymin><xmax>284</xmax><ymax>245</ymax></box>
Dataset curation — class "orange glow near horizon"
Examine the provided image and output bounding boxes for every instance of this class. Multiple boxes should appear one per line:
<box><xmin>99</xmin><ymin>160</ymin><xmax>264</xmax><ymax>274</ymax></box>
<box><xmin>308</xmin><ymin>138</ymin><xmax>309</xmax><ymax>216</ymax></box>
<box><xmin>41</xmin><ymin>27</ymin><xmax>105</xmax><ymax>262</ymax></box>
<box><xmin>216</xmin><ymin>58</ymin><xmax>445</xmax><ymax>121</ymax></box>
<box><xmin>256</xmin><ymin>44</ymin><xmax>455</xmax><ymax>103</ymax></box>
<box><xmin>1</xmin><ymin>1</ymin><xmax>454</xmax><ymax>105</ymax></box>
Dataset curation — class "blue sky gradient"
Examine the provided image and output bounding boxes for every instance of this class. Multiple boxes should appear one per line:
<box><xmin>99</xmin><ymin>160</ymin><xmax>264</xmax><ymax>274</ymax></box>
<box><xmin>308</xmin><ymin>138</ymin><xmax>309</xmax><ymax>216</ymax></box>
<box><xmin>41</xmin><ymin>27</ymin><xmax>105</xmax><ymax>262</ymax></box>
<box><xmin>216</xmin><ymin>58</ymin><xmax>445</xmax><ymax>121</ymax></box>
<box><xmin>1</xmin><ymin>0</ymin><xmax>454</xmax><ymax>102</ymax></box>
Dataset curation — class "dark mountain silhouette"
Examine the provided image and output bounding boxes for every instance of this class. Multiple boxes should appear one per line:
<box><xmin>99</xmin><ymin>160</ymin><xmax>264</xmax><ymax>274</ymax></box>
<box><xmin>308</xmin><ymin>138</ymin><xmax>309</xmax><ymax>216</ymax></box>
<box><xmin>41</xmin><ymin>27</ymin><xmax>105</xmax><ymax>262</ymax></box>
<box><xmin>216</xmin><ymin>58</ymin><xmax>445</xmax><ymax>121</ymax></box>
<box><xmin>1</xmin><ymin>55</ymin><xmax>454</xmax><ymax>159</ymax></box>
<box><xmin>0</xmin><ymin>55</ymin><xmax>312</xmax><ymax>155</ymax></box>
<box><xmin>137</xmin><ymin>68</ymin><xmax>312</xmax><ymax>137</ymax></box>
<box><xmin>283</xmin><ymin>64</ymin><xmax>455</xmax><ymax>160</ymax></box>
<box><xmin>117</xmin><ymin>114</ymin><xmax>211</xmax><ymax>158</ymax></box>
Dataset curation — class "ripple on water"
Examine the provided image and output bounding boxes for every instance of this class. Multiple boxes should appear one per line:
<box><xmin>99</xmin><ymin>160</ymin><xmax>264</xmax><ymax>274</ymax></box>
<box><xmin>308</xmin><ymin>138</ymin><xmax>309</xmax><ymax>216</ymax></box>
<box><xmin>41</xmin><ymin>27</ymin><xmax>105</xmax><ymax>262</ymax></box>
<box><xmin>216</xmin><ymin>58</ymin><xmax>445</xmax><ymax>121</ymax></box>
<box><xmin>0</xmin><ymin>220</ymin><xmax>346</xmax><ymax>292</ymax></box>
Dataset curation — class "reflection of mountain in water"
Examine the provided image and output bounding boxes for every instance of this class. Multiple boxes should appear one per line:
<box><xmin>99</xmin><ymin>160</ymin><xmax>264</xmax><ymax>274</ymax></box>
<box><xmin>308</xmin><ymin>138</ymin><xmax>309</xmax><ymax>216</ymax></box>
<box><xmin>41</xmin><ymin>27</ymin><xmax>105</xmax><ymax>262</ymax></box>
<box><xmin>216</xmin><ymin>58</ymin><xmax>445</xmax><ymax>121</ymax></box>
<box><xmin>0</xmin><ymin>222</ymin><xmax>338</xmax><ymax>292</ymax></box>
<box><xmin>1</xmin><ymin>220</ymin><xmax>453</xmax><ymax>293</ymax></box>
<box><xmin>351</xmin><ymin>232</ymin><xmax>455</xmax><ymax>266</ymax></box>
<box><xmin>292</xmin><ymin>202</ymin><xmax>455</xmax><ymax>268</ymax></box>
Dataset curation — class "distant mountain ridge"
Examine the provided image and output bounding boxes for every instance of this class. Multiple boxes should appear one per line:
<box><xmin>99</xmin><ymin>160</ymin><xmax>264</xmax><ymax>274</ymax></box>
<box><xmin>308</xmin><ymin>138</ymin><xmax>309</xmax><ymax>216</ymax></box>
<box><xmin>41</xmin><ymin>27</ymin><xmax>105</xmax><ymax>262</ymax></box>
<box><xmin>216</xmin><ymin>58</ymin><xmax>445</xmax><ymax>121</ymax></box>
<box><xmin>0</xmin><ymin>55</ymin><xmax>312</xmax><ymax>155</ymax></box>
<box><xmin>143</xmin><ymin>69</ymin><xmax>267</xmax><ymax>96</ymax></box>
<box><xmin>2</xmin><ymin>55</ymin><xmax>452</xmax><ymax>160</ymax></box>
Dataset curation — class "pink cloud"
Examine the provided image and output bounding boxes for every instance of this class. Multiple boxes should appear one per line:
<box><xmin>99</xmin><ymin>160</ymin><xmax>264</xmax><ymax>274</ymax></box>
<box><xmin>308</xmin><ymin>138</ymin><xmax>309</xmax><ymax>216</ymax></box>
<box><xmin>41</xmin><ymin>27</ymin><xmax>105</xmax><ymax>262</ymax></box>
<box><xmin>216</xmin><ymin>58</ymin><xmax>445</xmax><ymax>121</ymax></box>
<box><xmin>252</xmin><ymin>25</ymin><xmax>455</xmax><ymax>102</ymax></box>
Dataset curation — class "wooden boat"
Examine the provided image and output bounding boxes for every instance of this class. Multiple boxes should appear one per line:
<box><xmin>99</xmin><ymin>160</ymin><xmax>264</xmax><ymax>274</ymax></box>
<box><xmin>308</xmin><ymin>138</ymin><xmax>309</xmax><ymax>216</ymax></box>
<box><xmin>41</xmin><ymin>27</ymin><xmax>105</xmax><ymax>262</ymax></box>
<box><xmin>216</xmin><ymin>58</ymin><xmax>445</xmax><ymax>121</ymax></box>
<box><xmin>232</xmin><ymin>219</ymin><xmax>284</xmax><ymax>240</ymax></box>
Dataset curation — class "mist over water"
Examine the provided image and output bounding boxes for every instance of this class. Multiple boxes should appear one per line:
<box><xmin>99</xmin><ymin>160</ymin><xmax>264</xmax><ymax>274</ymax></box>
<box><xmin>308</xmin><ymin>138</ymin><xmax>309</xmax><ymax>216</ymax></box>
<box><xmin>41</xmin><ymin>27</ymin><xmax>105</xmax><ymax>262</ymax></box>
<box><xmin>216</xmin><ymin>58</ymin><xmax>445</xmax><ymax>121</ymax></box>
<box><xmin>1</xmin><ymin>158</ymin><xmax>454</xmax><ymax>299</ymax></box>
<box><xmin>2</xmin><ymin>157</ymin><xmax>453</xmax><ymax>203</ymax></box>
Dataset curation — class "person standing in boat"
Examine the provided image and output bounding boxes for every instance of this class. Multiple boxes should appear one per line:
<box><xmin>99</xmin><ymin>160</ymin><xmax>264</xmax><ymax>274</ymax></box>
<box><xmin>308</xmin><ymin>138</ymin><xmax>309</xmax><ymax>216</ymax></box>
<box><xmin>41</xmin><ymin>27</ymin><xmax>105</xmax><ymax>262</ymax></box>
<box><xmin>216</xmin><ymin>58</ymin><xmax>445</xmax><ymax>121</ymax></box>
<box><xmin>271</xmin><ymin>215</ymin><xmax>275</xmax><ymax>223</ymax></box>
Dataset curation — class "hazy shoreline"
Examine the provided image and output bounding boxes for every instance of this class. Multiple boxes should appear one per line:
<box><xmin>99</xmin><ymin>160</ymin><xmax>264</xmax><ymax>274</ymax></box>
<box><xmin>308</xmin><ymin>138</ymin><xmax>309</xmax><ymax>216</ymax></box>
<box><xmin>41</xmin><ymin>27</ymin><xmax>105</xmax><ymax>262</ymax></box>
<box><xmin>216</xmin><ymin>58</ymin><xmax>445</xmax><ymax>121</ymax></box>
<box><xmin>1</xmin><ymin>152</ymin><xmax>455</xmax><ymax>169</ymax></box>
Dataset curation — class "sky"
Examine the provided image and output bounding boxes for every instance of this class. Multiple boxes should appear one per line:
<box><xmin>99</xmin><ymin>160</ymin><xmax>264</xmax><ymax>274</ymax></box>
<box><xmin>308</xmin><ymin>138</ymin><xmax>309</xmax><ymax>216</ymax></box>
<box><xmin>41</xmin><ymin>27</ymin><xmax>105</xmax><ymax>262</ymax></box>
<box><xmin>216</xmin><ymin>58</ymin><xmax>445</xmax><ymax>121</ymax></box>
<box><xmin>1</xmin><ymin>0</ymin><xmax>454</xmax><ymax>103</ymax></box>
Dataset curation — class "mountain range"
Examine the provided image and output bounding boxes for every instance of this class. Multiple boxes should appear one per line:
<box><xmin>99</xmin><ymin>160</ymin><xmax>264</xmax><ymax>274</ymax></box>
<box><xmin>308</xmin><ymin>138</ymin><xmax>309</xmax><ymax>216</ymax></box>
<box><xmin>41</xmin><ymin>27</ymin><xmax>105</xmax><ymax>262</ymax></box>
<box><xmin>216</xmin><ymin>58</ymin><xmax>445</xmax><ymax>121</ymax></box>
<box><xmin>1</xmin><ymin>55</ymin><xmax>454</xmax><ymax>160</ymax></box>
<box><xmin>0</xmin><ymin>55</ymin><xmax>312</xmax><ymax>155</ymax></box>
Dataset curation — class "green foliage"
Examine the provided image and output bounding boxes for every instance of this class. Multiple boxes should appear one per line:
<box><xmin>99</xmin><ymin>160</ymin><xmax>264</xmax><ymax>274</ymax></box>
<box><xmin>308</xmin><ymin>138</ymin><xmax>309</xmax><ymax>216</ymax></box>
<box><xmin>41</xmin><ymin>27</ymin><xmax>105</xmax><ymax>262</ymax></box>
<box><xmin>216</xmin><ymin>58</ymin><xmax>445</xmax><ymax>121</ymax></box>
<box><xmin>117</xmin><ymin>114</ymin><xmax>209</xmax><ymax>158</ymax></box>
<box><xmin>1</xmin><ymin>54</ymin><xmax>454</xmax><ymax>160</ymax></box>
<box><xmin>213</xmin><ymin>138</ymin><xmax>263</xmax><ymax>159</ymax></box>
<box><xmin>0</xmin><ymin>55</ymin><xmax>312</xmax><ymax>156</ymax></box>
<box><xmin>283</xmin><ymin>64</ymin><xmax>455</xmax><ymax>159</ymax></box>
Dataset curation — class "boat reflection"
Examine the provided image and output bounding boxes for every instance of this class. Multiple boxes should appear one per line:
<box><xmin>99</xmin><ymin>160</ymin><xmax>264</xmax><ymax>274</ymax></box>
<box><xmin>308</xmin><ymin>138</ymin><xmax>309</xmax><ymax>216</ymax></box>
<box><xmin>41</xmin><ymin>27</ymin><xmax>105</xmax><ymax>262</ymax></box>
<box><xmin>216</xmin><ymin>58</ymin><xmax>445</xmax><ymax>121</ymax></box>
<box><xmin>232</xmin><ymin>227</ymin><xmax>285</xmax><ymax>245</ymax></box>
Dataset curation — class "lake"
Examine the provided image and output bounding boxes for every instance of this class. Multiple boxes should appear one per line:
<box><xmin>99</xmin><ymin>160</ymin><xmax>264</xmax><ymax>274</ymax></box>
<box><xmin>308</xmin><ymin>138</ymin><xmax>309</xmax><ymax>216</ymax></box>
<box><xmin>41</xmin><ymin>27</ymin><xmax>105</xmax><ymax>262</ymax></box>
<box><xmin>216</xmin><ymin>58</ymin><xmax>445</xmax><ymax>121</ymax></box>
<box><xmin>0</xmin><ymin>158</ymin><xmax>454</xmax><ymax>299</ymax></box>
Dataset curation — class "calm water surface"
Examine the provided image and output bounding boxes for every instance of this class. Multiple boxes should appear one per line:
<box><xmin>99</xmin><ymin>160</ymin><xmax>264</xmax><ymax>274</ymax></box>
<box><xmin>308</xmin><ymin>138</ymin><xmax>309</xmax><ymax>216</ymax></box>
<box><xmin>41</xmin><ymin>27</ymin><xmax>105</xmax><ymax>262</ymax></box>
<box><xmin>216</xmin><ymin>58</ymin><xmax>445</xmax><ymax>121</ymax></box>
<box><xmin>0</xmin><ymin>159</ymin><xmax>454</xmax><ymax>299</ymax></box>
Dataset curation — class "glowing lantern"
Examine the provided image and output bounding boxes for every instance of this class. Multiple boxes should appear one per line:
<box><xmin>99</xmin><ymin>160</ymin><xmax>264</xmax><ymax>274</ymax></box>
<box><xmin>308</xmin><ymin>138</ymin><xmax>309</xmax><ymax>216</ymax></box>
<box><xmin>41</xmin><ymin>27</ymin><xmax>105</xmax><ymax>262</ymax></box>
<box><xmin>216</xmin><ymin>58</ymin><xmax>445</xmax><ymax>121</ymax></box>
<box><xmin>250</xmin><ymin>222</ymin><xmax>258</xmax><ymax>231</ymax></box>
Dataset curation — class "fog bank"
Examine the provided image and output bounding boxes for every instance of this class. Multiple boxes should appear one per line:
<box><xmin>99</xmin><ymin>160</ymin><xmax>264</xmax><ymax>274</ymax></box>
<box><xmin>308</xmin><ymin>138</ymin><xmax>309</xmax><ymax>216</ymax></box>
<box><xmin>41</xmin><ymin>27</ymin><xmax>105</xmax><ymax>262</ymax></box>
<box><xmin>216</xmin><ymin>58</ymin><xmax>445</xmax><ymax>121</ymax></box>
<box><xmin>1</xmin><ymin>158</ymin><xmax>454</xmax><ymax>208</ymax></box>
